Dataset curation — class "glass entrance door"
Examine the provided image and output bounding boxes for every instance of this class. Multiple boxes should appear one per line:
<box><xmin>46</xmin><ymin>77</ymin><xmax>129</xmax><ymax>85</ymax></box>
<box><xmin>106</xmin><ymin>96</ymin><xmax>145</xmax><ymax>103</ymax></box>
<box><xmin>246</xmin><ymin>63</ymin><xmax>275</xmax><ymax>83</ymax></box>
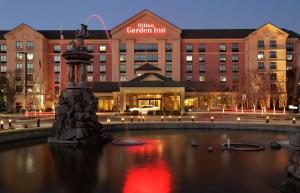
<box><xmin>138</xmin><ymin>99</ymin><xmax>161</xmax><ymax>109</ymax></box>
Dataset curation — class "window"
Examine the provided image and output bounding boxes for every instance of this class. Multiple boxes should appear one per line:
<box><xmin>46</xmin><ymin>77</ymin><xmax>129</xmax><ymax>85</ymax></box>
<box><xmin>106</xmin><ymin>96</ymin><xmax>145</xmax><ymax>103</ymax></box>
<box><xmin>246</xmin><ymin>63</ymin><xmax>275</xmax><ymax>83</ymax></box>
<box><xmin>199</xmin><ymin>75</ymin><xmax>205</xmax><ymax>82</ymax></box>
<box><xmin>54</xmin><ymin>65</ymin><xmax>60</xmax><ymax>73</ymax></box>
<box><xmin>53</xmin><ymin>45</ymin><xmax>61</xmax><ymax>52</ymax></box>
<box><xmin>199</xmin><ymin>64</ymin><xmax>205</xmax><ymax>72</ymax></box>
<box><xmin>134</xmin><ymin>54</ymin><xmax>146</xmax><ymax>62</ymax></box>
<box><xmin>87</xmin><ymin>75</ymin><xmax>93</xmax><ymax>82</ymax></box>
<box><xmin>87</xmin><ymin>45</ymin><xmax>94</xmax><ymax>52</ymax></box>
<box><xmin>199</xmin><ymin>54</ymin><xmax>205</xmax><ymax>62</ymax></box>
<box><xmin>99</xmin><ymin>54</ymin><xmax>106</xmax><ymax>62</ymax></box>
<box><xmin>258</xmin><ymin>62</ymin><xmax>265</xmax><ymax>70</ymax></box>
<box><xmin>186</xmin><ymin>55</ymin><xmax>193</xmax><ymax>62</ymax></box>
<box><xmin>54</xmin><ymin>75</ymin><xmax>60</xmax><ymax>83</ymax></box>
<box><xmin>166</xmin><ymin>72</ymin><xmax>172</xmax><ymax>79</ymax></box>
<box><xmin>258</xmin><ymin>51</ymin><xmax>264</xmax><ymax>59</ymax></box>
<box><xmin>147</xmin><ymin>54</ymin><xmax>158</xmax><ymax>62</ymax></box>
<box><xmin>287</xmin><ymin>53</ymin><xmax>293</xmax><ymax>61</ymax></box>
<box><xmin>258</xmin><ymin>40</ymin><xmax>264</xmax><ymax>49</ymax></box>
<box><xmin>270</xmin><ymin>40</ymin><xmax>277</xmax><ymax>48</ymax></box>
<box><xmin>119</xmin><ymin>64</ymin><xmax>126</xmax><ymax>73</ymax></box>
<box><xmin>120</xmin><ymin>74</ymin><xmax>126</xmax><ymax>82</ymax></box>
<box><xmin>55</xmin><ymin>86</ymin><xmax>60</xmax><ymax>95</ymax></box>
<box><xmin>27</xmin><ymin>41</ymin><xmax>33</xmax><ymax>49</ymax></box>
<box><xmin>220</xmin><ymin>75</ymin><xmax>226</xmax><ymax>83</ymax></box>
<box><xmin>232</xmin><ymin>43</ymin><xmax>239</xmax><ymax>52</ymax></box>
<box><xmin>219</xmin><ymin>54</ymin><xmax>226</xmax><ymax>62</ymax></box>
<box><xmin>219</xmin><ymin>64</ymin><xmax>226</xmax><ymax>72</ymax></box>
<box><xmin>287</xmin><ymin>43</ymin><xmax>293</xmax><ymax>51</ymax></box>
<box><xmin>99</xmin><ymin>45</ymin><xmax>106</xmax><ymax>52</ymax></box>
<box><xmin>16</xmin><ymin>85</ymin><xmax>23</xmax><ymax>93</ymax></box>
<box><xmin>287</xmin><ymin>64</ymin><xmax>293</xmax><ymax>71</ymax></box>
<box><xmin>199</xmin><ymin>43</ymin><xmax>205</xmax><ymax>52</ymax></box>
<box><xmin>16</xmin><ymin>41</ymin><xmax>22</xmax><ymax>49</ymax></box>
<box><xmin>134</xmin><ymin>64</ymin><xmax>142</xmax><ymax>69</ymax></box>
<box><xmin>134</xmin><ymin>44</ymin><xmax>146</xmax><ymax>52</ymax></box>
<box><xmin>232</xmin><ymin>64</ymin><xmax>239</xmax><ymax>72</ymax></box>
<box><xmin>232</xmin><ymin>73</ymin><xmax>238</xmax><ymax>82</ymax></box>
<box><xmin>166</xmin><ymin>53</ymin><xmax>172</xmax><ymax>62</ymax></box>
<box><xmin>27</xmin><ymin>52</ymin><xmax>33</xmax><ymax>61</ymax></box>
<box><xmin>186</xmin><ymin>64</ymin><xmax>193</xmax><ymax>72</ymax></box>
<box><xmin>219</xmin><ymin>43</ymin><xmax>226</xmax><ymax>52</ymax></box>
<box><xmin>0</xmin><ymin>45</ymin><xmax>6</xmax><ymax>52</ymax></box>
<box><xmin>99</xmin><ymin>75</ymin><xmax>106</xmax><ymax>82</ymax></box>
<box><xmin>16</xmin><ymin>63</ymin><xmax>22</xmax><ymax>71</ymax></box>
<box><xmin>0</xmin><ymin>66</ymin><xmax>6</xmax><ymax>73</ymax></box>
<box><xmin>120</xmin><ymin>54</ymin><xmax>126</xmax><ymax>62</ymax></box>
<box><xmin>86</xmin><ymin>65</ymin><xmax>93</xmax><ymax>72</ymax></box>
<box><xmin>16</xmin><ymin>52</ymin><xmax>23</xmax><ymax>60</ymax></box>
<box><xmin>0</xmin><ymin>55</ymin><xmax>6</xmax><ymax>63</ymax></box>
<box><xmin>166</xmin><ymin>43</ymin><xmax>172</xmax><ymax>52</ymax></box>
<box><xmin>26</xmin><ymin>74</ymin><xmax>33</xmax><ymax>82</ymax></box>
<box><xmin>67</xmin><ymin>44</ymin><xmax>73</xmax><ymax>51</ymax></box>
<box><xmin>186</xmin><ymin>44</ymin><xmax>193</xmax><ymax>52</ymax></box>
<box><xmin>186</xmin><ymin>74</ymin><xmax>192</xmax><ymax>81</ymax></box>
<box><xmin>269</xmin><ymin>51</ymin><xmax>277</xmax><ymax>59</ymax></box>
<box><xmin>165</xmin><ymin>64</ymin><xmax>172</xmax><ymax>72</ymax></box>
<box><xmin>232</xmin><ymin>55</ymin><xmax>238</xmax><ymax>62</ymax></box>
<box><xmin>270</xmin><ymin>73</ymin><xmax>277</xmax><ymax>80</ymax></box>
<box><xmin>27</xmin><ymin>63</ymin><xmax>33</xmax><ymax>70</ymax></box>
<box><xmin>270</xmin><ymin>62</ymin><xmax>277</xmax><ymax>70</ymax></box>
<box><xmin>53</xmin><ymin>56</ymin><xmax>60</xmax><ymax>63</ymax></box>
<box><xmin>99</xmin><ymin>64</ymin><xmax>106</xmax><ymax>72</ymax></box>
<box><xmin>147</xmin><ymin>43</ymin><xmax>158</xmax><ymax>52</ymax></box>
<box><xmin>120</xmin><ymin>43</ymin><xmax>126</xmax><ymax>52</ymax></box>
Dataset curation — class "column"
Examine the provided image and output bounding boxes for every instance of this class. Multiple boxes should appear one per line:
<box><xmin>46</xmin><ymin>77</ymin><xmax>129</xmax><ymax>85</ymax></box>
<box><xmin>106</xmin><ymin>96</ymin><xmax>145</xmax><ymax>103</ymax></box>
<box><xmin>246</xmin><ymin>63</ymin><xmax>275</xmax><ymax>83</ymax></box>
<box><xmin>180</xmin><ymin>88</ymin><xmax>185</xmax><ymax>115</ymax></box>
<box><xmin>120</xmin><ymin>90</ymin><xmax>126</xmax><ymax>114</ymax></box>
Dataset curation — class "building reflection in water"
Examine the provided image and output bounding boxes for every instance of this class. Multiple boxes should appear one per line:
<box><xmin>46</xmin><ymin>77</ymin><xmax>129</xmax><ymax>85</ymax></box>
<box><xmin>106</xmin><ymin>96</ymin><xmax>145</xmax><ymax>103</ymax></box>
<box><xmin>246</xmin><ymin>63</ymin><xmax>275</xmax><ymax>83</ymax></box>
<box><xmin>122</xmin><ymin>138</ymin><xmax>173</xmax><ymax>193</ymax></box>
<box><xmin>50</xmin><ymin>144</ymin><xmax>103</xmax><ymax>193</ymax></box>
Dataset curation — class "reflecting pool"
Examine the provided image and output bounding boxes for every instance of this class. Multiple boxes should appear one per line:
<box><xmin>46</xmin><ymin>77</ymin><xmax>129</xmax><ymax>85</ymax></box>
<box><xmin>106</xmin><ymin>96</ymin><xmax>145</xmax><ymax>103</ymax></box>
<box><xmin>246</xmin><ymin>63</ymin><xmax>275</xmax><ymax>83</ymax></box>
<box><xmin>0</xmin><ymin>129</ymin><xmax>295</xmax><ymax>193</ymax></box>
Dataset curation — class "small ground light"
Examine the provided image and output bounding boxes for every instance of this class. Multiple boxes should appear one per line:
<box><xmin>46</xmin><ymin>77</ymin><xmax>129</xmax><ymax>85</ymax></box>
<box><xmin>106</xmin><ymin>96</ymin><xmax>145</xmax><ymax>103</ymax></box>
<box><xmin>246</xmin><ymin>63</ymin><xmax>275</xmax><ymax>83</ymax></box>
<box><xmin>130</xmin><ymin>116</ymin><xmax>133</xmax><ymax>122</ymax></box>
<box><xmin>0</xmin><ymin>120</ymin><xmax>4</xmax><ymax>129</ymax></box>
<box><xmin>189</xmin><ymin>109</ymin><xmax>192</xmax><ymax>112</ymax></box>
<box><xmin>8</xmin><ymin>119</ymin><xmax>12</xmax><ymax>127</ymax></box>
<box><xmin>178</xmin><ymin>116</ymin><xmax>181</xmax><ymax>121</ymax></box>
<box><xmin>142</xmin><ymin>116</ymin><xmax>145</xmax><ymax>122</ymax></box>
<box><xmin>121</xmin><ymin>117</ymin><xmax>125</xmax><ymax>123</ymax></box>
<box><xmin>266</xmin><ymin>116</ymin><xmax>270</xmax><ymax>123</ymax></box>
<box><xmin>138</xmin><ymin>116</ymin><xmax>141</xmax><ymax>122</ymax></box>
<box><xmin>293</xmin><ymin>117</ymin><xmax>296</xmax><ymax>124</ymax></box>
<box><xmin>106</xmin><ymin>118</ymin><xmax>111</xmax><ymax>123</ymax></box>
<box><xmin>237</xmin><ymin>117</ymin><xmax>241</xmax><ymax>122</ymax></box>
<box><xmin>191</xmin><ymin>116</ymin><xmax>195</xmax><ymax>122</ymax></box>
<box><xmin>211</xmin><ymin>116</ymin><xmax>214</xmax><ymax>122</ymax></box>
<box><xmin>161</xmin><ymin>116</ymin><xmax>164</xmax><ymax>122</ymax></box>
<box><xmin>168</xmin><ymin>115</ymin><xmax>172</xmax><ymax>121</ymax></box>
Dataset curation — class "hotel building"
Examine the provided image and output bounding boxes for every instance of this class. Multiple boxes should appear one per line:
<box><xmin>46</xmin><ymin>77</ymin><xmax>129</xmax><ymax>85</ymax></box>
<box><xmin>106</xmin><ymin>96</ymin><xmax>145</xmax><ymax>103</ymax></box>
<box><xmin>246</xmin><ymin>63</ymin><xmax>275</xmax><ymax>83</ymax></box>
<box><xmin>0</xmin><ymin>9</ymin><xmax>299</xmax><ymax>114</ymax></box>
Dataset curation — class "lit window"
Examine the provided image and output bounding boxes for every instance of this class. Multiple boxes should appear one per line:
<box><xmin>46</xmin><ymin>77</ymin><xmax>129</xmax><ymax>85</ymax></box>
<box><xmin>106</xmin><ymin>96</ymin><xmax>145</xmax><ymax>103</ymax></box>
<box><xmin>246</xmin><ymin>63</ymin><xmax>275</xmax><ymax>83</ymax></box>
<box><xmin>53</xmin><ymin>45</ymin><xmax>61</xmax><ymax>52</ymax></box>
<box><xmin>219</xmin><ymin>64</ymin><xmax>226</xmax><ymax>72</ymax></box>
<box><xmin>199</xmin><ymin>75</ymin><xmax>205</xmax><ymax>82</ymax></box>
<box><xmin>53</xmin><ymin>56</ymin><xmax>60</xmax><ymax>63</ymax></box>
<box><xmin>99</xmin><ymin>45</ymin><xmax>106</xmax><ymax>52</ymax></box>
<box><xmin>0</xmin><ymin>45</ymin><xmax>6</xmax><ymax>52</ymax></box>
<box><xmin>287</xmin><ymin>53</ymin><xmax>293</xmax><ymax>61</ymax></box>
<box><xmin>0</xmin><ymin>55</ymin><xmax>7</xmax><ymax>62</ymax></box>
<box><xmin>120</xmin><ymin>54</ymin><xmax>126</xmax><ymax>62</ymax></box>
<box><xmin>270</xmin><ymin>62</ymin><xmax>277</xmax><ymax>70</ymax></box>
<box><xmin>219</xmin><ymin>54</ymin><xmax>226</xmax><ymax>62</ymax></box>
<box><xmin>27</xmin><ymin>41</ymin><xmax>33</xmax><ymax>49</ymax></box>
<box><xmin>269</xmin><ymin>51</ymin><xmax>277</xmax><ymax>59</ymax></box>
<box><xmin>120</xmin><ymin>74</ymin><xmax>126</xmax><ymax>82</ymax></box>
<box><xmin>100</xmin><ymin>64</ymin><xmax>106</xmax><ymax>72</ymax></box>
<box><xmin>199</xmin><ymin>54</ymin><xmax>205</xmax><ymax>62</ymax></box>
<box><xmin>258</xmin><ymin>51</ymin><xmax>264</xmax><ymax>59</ymax></box>
<box><xmin>99</xmin><ymin>54</ymin><xmax>106</xmax><ymax>62</ymax></box>
<box><xmin>232</xmin><ymin>55</ymin><xmax>238</xmax><ymax>62</ymax></box>
<box><xmin>16</xmin><ymin>52</ymin><xmax>23</xmax><ymax>60</ymax></box>
<box><xmin>16</xmin><ymin>63</ymin><xmax>22</xmax><ymax>70</ymax></box>
<box><xmin>219</xmin><ymin>43</ymin><xmax>226</xmax><ymax>52</ymax></box>
<box><xmin>186</xmin><ymin>55</ymin><xmax>193</xmax><ymax>62</ymax></box>
<box><xmin>86</xmin><ymin>65</ymin><xmax>93</xmax><ymax>72</ymax></box>
<box><xmin>54</xmin><ymin>65</ymin><xmax>60</xmax><ymax>73</ymax></box>
<box><xmin>27</xmin><ymin>52</ymin><xmax>33</xmax><ymax>61</ymax></box>
<box><xmin>16</xmin><ymin>41</ymin><xmax>22</xmax><ymax>49</ymax></box>
<box><xmin>287</xmin><ymin>64</ymin><xmax>293</xmax><ymax>71</ymax></box>
<box><xmin>0</xmin><ymin>65</ymin><xmax>7</xmax><ymax>73</ymax></box>
<box><xmin>258</xmin><ymin>62</ymin><xmax>264</xmax><ymax>70</ymax></box>
<box><xmin>220</xmin><ymin>75</ymin><xmax>226</xmax><ymax>83</ymax></box>
<box><xmin>99</xmin><ymin>75</ymin><xmax>106</xmax><ymax>82</ymax></box>
<box><xmin>199</xmin><ymin>64</ymin><xmax>205</xmax><ymax>72</ymax></box>
<box><xmin>87</xmin><ymin>75</ymin><xmax>93</xmax><ymax>82</ymax></box>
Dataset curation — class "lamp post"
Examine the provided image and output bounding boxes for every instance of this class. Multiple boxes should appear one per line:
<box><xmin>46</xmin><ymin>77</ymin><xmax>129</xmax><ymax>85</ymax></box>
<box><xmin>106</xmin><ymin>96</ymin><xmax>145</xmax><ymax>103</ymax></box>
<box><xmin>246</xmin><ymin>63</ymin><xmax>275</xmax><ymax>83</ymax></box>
<box><xmin>242</xmin><ymin>93</ymin><xmax>247</xmax><ymax>113</ymax></box>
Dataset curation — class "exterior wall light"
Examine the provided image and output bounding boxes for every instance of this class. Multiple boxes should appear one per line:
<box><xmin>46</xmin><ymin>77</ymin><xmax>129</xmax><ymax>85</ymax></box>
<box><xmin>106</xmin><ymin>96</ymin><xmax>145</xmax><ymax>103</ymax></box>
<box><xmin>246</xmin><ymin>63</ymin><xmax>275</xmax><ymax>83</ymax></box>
<box><xmin>138</xmin><ymin>116</ymin><xmax>141</xmax><ymax>122</ymax></box>
<box><xmin>168</xmin><ymin>115</ymin><xmax>172</xmax><ymax>121</ymax></box>
<box><xmin>161</xmin><ymin>116</ymin><xmax>164</xmax><ymax>122</ymax></box>
<box><xmin>0</xmin><ymin>120</ymin><xmax>3</xmax><ymax>129</ymax></box>
<box><xmin>142</xmin><ymin>116</ymin><xmax>145</xmax><ymax>122</ymax></box>
<box><xmin>178</xmin><ymin>116</ymin><xmax>181</xmax><ymax>121</ymax></box>
<box><xmin>121</xmin><ymin>117</ymin><xmax>125</xmax><ymax>123</ymax></box>
<box><xmin>130</xmin><ymin>116</ymin><xmax>133</xmax><ymax>122</ymax></box>
<box><xmin>106</xmin><ymin>118</ymin><xmax>111</xmax><ymax>123</ymax></box>
<box><xmin>293</xmin><ymin>117</ymin><xmax>296</xmax><ymax>124</ymax></box>
<box><xmin>8</xmin><ymin>119</ymin><xmax>12</xmax><ymax>127</ymax></box>
<box><xmin>237</xmin><ymin>117</ymin><xmax>241</xmax><ymax>122</ymax></box>
<box><xmin>191</xmin><ymin>116</ymin><xmax>195</xmax><ymax>122</ymax></box>
<box><xmin>266</xmin><ymin>116</ymin><xmax>269</xmax><ymax>123</ymax></box>
<box><xmin>211</xmin><ymin>116</ymin><xmax>214</xmax><ymax>122</ymax></box>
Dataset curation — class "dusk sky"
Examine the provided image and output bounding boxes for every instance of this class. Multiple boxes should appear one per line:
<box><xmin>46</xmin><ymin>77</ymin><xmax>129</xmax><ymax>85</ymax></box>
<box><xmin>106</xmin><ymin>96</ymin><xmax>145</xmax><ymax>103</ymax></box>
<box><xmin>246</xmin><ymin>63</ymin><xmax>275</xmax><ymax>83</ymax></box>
<box><xmin>0</xmin><ymin>0</ymin><xmax>299</xmax><ymax>33</ymax></box>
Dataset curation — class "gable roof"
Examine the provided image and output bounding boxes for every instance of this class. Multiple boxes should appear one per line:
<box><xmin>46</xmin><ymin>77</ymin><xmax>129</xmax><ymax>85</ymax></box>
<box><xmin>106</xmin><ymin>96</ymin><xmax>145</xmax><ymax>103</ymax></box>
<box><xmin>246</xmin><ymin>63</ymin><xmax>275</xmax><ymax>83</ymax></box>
<box><xmin>3</xmin><ymin>23</ymin><xmax>45</xmax><ymax>39</ymax></box>
<box><xmin>111</xmin><ymin>9</ymin><xmax>181</xmax><ymax>35</ymax></box>
<box><xmin>121</xmin><ymin>73</ymin><xmax>183</xmax><ymax>87</ymax></box>
<box><xmin>135</xmin><ymin>63</ymin><xmax>161</xmax><ymax>71</ymax></box>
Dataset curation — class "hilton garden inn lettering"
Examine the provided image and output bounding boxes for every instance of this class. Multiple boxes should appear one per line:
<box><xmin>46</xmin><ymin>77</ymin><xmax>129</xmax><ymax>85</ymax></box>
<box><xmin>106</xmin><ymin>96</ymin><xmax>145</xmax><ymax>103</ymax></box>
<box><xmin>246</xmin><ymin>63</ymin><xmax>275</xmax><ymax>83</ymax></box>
<box><xmin>127</xmin><ymin>23</ymin><xmax>166</xmax><ymax>34</ymax></box>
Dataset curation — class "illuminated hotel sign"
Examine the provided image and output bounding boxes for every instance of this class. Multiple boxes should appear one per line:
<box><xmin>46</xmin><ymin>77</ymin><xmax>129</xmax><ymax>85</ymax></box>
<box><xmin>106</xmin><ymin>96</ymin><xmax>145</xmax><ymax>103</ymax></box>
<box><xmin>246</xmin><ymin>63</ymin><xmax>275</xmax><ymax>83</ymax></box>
<box><xmin>127</xmin><ymin>23</ymin><xmax>166</xmax><ymax>34</ymax></box>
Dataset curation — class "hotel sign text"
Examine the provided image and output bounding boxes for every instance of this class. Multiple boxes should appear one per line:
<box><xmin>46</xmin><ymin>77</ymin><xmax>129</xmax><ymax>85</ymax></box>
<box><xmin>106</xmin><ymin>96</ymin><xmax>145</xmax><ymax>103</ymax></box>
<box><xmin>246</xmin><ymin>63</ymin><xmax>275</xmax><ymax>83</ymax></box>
<box><xmin>127</xmin><ymin>23</ymin><xmax>166</xmax><ymax>34</ymax></box>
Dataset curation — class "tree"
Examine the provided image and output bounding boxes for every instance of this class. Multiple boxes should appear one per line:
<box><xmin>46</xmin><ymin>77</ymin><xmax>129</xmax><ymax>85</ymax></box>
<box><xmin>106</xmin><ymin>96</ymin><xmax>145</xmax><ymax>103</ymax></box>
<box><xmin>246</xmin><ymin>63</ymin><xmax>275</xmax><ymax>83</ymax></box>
<box><xmin>0</xmin><ymin>71</ymin><xmax>18</xmax><ymax>113</ymax></box>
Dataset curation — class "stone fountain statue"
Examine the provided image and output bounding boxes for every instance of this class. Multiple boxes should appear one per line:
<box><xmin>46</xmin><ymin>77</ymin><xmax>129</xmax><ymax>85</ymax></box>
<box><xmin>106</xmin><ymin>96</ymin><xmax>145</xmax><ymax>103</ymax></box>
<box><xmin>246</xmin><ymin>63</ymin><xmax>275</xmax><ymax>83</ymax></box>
<box><xmin>280</xmin><ymin>133</ymin><xmax>300</xmax><ymax>192</ymax></box>
<box><xmin>48</xmin><ymin>24</ymin><xmax>111</xmax><ymax>144</ymax></box>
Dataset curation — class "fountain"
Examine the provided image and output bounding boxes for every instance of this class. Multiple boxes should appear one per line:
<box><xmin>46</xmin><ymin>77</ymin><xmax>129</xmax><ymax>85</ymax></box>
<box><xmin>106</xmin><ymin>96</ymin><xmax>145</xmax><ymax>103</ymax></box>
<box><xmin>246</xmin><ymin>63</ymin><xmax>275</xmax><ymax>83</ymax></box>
<box><xmin>48</xmin><ymin>24</ymin><xmax>111</xmax><ymax>144</ymax></box>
